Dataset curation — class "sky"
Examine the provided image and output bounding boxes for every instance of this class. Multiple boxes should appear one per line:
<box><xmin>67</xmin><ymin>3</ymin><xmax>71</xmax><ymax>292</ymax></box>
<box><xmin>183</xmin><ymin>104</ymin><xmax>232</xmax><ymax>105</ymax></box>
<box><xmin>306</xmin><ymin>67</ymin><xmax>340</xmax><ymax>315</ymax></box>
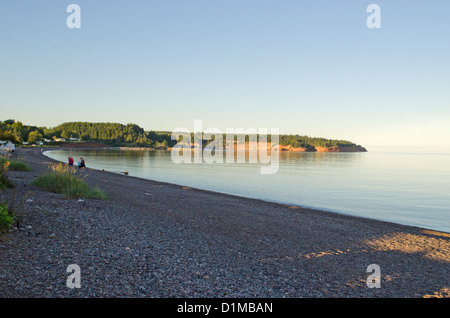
<box><xmin>0</xmin><ymin>0</ymin><xmax>449</xmax><ymax>150</ymax></box>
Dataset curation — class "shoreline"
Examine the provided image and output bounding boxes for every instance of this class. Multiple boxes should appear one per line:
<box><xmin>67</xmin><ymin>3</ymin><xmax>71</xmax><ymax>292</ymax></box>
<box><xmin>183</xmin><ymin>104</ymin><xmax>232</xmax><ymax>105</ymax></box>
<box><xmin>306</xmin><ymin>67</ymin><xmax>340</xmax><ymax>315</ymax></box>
<box><xmin>32</xmin><ymin>142</ymin><xmax>368</xmax><ymax>153</ymax></box>
<box><xmin>42</xmin><ymin>147</ymin><xmax>446</xmax><ymax>234</ymax></box>
<box><xmin>0</xmin><ymin>148</ymin><xmax>449</xmax><ymax>298</ymax></box>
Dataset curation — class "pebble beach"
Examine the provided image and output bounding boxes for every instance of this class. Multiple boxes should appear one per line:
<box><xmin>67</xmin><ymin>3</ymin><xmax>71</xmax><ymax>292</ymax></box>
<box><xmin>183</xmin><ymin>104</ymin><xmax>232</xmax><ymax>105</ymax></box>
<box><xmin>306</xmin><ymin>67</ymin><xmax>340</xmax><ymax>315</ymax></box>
<box><xmin>0</xmin><ymin>148</ymin><xmax>449</xmax><ymax>298</ymax></box>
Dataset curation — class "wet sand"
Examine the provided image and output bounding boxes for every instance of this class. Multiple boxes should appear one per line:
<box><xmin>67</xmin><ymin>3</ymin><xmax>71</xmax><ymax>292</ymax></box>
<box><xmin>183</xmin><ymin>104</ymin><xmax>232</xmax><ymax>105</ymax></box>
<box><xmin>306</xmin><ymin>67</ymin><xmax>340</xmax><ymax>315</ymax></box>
<box><xmin>0</xmin><ymin>148</ymin><xmax>449</xmax><ymax>298</ymax></box>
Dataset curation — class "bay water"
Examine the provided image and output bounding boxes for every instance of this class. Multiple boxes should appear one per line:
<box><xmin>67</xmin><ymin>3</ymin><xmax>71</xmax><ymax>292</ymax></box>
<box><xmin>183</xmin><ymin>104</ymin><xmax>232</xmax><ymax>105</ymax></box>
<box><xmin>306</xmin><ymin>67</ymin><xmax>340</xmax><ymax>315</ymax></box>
<box><xmin>44</xmin><ymin>148</ymin><xmax>450</xmax><ymax>233</ymax></box>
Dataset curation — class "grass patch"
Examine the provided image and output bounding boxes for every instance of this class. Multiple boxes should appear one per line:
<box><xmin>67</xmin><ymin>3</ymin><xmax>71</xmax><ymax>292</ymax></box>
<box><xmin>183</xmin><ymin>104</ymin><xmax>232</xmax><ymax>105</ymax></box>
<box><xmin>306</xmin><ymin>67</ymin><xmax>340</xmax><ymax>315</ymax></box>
<box><xmin>0</xmin><ymin>161</ymin><xmax>14</xmax><ymax>190</ymax></box>
<box><xmin>0</xmin><ymin>203</ymin><xmax>13</xmax><ymax>232</ymax></box>
<box><xmin>1</xmin><ymin>156</ymin><xmax>31</xmax><ymax>190</ymax></box>
<box><xmin>33</xmin><ymin>163</ymin><xmax>107</xmax><ymax>200</ymax></box>
<box><xmin>0</xmin><ymin>156</ymin><xmax>31</xmax><ymax>171</ymax></box>
<box><xmin>0</xmin><ymin>191</ymin><xmax>29</xmax><ymax>230</ymax></box>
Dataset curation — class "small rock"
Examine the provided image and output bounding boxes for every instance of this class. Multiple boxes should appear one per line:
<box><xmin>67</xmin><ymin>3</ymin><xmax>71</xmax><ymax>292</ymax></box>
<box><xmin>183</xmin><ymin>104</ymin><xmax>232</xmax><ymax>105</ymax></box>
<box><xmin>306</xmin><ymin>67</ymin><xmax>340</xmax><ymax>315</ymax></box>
<box><xmin>49</xmin><ymin>233</ymin><xmax>57</xmax><ymax>238</ymax></box>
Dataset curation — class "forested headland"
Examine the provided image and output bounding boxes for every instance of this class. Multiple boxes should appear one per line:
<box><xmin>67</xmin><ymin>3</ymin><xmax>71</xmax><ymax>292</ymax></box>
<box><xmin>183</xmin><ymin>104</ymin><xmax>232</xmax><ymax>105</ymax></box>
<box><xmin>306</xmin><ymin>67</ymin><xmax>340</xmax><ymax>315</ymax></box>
<box><xmin>0</xmin><ymin>120</ymin><xmax>366</xmax><ymax>152</ymax></box>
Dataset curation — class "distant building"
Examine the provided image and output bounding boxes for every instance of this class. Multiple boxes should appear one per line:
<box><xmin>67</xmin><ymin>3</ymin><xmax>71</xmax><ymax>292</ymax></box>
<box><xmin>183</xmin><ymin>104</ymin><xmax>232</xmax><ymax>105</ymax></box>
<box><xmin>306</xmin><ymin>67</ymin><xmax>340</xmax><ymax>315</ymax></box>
<box><xmin>54</xmin><ymin>138</ymin><xmax>66</xmax><ymax>142</ymax></box>
<box><xmin>69</xmin><ymin>137</ymin><xmax>80</xmax><ymax>142</ymax></box>
<box><xmin>0</xmin><ymin>141</ymin><xmax>15</xmax><ymax>152</ymax></box>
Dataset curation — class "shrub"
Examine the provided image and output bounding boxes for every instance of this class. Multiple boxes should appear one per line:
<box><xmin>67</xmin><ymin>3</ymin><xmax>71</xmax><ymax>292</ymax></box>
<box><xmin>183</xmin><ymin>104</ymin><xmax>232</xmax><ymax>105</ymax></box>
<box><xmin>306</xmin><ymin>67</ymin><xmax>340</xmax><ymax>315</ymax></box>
<box><xmin>33</xmin><ymin>163</ymin><xmax>107</xmax><ymax>200</ymax></box>
<box><xmin>0</xmin><ymin>156</ymin><xmax>31</xmax><ymax>171</ymax></box>
<box><xmin>0</xmin><ymin>203</ymin><xmax>13</xmax><ymax>231</ymax></box>
<box><xmin>3</xmin><ymin>190</ymin><xmax>30</xmax><ymax>228</ymax></box>
<box><xmin>9</xmin><ymin>161</ymin><xmax>32</xmax><ymax>171</ymax></box>
<box><xmin>0</xmin><ymin>161</ymin><xmax>14</xmax><ymax>190</ymax></box>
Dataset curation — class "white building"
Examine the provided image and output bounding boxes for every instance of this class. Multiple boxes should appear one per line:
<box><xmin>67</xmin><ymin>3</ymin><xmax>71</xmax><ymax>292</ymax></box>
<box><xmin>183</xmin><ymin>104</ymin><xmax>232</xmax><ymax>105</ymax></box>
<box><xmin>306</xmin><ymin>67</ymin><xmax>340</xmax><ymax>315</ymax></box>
<box><xmin>0</xmin><ymin>141</ymin><xmax>15</xmax><ymax>152</ymax></box>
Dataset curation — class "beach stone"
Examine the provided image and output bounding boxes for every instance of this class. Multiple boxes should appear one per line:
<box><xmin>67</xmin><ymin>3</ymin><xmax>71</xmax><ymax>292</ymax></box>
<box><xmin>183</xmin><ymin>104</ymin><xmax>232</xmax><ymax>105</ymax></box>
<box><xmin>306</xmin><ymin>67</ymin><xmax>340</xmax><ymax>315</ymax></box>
<box><xmin>0</xmin><ymin>148</ymin><xmax>449</xmax><ymax>298</ymax></box>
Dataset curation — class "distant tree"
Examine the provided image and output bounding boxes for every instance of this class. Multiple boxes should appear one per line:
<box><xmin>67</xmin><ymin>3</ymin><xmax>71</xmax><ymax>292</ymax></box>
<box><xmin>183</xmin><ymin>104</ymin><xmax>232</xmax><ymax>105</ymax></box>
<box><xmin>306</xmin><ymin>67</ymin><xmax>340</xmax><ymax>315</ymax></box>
<box><xmin>60</xmin><ymin>131</ymin><xmax>70</xmax><ymax>139</ymax></box>
<box><xmin>27</xmin><ymin>131</ymin><xmax>43</xmax><ymax>144</ymax></box>
<box><xmin>0</xmin><ymin>131</ymin><xmax>18</xmax><ymax>143</ymax></box>
<box><xmin>11</xmin><ymin>121</ymin><xmax>23</xmax><ymax>130</ymax></box>
<box><xmin>4</xmin><ymin>119</ymin><xmax>15</xmax><ymax>125</ymax></box>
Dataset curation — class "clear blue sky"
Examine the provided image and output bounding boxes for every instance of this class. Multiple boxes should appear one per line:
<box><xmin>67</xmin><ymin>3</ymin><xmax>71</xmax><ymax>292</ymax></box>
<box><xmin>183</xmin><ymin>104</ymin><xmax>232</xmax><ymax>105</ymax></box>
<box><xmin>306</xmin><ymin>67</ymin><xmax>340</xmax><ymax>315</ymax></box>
<box><xmin>1</xmin><ymin>0</ymin><xmax>449</xmax><ymax>149</ymax></box>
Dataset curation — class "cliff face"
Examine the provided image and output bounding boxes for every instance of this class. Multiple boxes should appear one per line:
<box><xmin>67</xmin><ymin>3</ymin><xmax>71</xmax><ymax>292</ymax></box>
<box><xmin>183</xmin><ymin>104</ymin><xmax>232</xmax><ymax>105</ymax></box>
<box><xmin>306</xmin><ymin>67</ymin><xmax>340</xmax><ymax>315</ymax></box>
<box><xmin>276</xmin><ymin>145</ymin><xmax>367</xmax><ymax>152</ymax></box>
<box><xmin>171</xmin><ymin>142</ymin><xmax>368</xmax><ymax>153</ymax></box>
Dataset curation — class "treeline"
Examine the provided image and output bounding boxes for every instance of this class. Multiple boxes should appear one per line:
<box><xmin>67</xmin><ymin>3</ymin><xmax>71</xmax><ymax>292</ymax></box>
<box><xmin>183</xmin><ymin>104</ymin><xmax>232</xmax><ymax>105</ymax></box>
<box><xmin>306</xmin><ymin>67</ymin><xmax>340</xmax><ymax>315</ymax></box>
<box><xmin>0</xmin><ymin>120</ymin><xmax>176</xmax><ymax>148</ymax></box>
<box><xmin>279</xmin><ymin>135</ymin><xmax>358</xmax><ymax>148</ymax></box>
<box><xmin>51</xmin><ymin>122</ymin><xmax>151</xmax><ymax>147</ymax></box>
<box><xmin>0</xmin><ymin>119</ymin><xmax>361</xmax><ymax>149</ymax></box>
<box><xmin>0</xmin><ymin>119</ymin><xmax>45</xmax><ymax>144</ymax></box>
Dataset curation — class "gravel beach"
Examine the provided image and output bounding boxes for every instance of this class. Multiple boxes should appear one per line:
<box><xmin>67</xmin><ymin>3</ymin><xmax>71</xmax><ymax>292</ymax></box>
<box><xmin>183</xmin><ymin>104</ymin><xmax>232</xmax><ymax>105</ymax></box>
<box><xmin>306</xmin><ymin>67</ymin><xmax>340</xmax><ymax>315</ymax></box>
<box><xmin>0</xmin><ymin>148</ymin><xmax>449</xmax><ymax>298</ymax></box>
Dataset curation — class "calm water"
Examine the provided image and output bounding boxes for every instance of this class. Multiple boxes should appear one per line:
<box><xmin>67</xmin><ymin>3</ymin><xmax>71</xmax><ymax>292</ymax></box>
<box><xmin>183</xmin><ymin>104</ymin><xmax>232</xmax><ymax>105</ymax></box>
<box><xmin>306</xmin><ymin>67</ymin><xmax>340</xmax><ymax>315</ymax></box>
<box><xmin>44</xmin><ymin>148</ymin><xmax>450</xmax><ymax>233</ymax></box>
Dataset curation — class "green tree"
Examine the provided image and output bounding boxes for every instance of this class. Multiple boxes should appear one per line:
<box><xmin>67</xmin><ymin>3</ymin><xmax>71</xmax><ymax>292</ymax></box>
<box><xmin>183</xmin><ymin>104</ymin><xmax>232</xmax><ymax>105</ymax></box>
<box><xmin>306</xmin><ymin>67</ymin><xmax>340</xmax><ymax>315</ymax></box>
<box><xmin>60</xmin><ymin>131</ymin><xmax>70</xmax><ymax>139</ymax></box>
<box><xmin>27</xmin><ymin>131</ymin><xmax>43</xmax><ymax>144</ymax></box>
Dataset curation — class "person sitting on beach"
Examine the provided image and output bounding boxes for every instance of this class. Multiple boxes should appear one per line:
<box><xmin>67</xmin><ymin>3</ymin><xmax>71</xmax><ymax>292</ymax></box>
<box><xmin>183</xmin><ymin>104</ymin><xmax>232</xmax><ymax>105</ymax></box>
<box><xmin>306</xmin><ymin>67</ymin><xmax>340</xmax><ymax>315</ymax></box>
<box><xmin>68</xmin><ymin>156</ymin><xmax>74</xmax><ymax>166</ymax></box>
